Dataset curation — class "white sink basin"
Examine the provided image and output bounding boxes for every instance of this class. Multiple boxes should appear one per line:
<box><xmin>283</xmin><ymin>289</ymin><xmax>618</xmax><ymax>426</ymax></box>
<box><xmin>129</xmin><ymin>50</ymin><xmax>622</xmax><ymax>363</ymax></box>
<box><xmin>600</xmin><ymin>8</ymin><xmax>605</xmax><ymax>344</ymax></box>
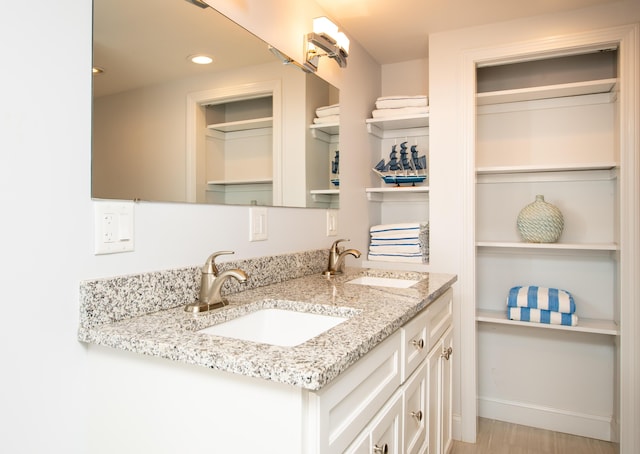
<box><xmin>198</xmin><ymin>309</ymin><xmax>347</xmax><ymax>347</ymax></box>
<box><xmin>346</xmin><ymin>276</ymin><xmax>419</xmax><ymax>288</ymax></box>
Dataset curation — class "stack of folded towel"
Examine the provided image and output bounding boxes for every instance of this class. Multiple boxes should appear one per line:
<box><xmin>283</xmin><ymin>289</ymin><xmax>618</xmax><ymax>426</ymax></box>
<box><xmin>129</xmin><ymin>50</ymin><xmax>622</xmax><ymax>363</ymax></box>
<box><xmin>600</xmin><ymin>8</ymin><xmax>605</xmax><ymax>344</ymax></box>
<box><xmin>371</xmin><ymin>95</ymin><xmax>429</xmax><ymax>119</ymax></box>
<box><xmin>368</xmin><ymin>222</ymin><xmax>428</xmax><ymax>263</ymax></box>
<box><xmin>313</xmin><ymin>103</ymin><xmax>340</xmax><ymax>124</ymax></box>
<box><xmin>507</xmin><ymin>286</ymin><xmax>578</xmax><ymax>326</ymax></box>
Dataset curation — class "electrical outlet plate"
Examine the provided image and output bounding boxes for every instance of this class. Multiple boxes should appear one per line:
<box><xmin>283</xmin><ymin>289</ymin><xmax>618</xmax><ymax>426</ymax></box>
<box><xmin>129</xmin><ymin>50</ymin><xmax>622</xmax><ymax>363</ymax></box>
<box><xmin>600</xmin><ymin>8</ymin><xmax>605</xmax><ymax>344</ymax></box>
<box><xmin>249</xmin><ymin>207</ymin><xmax>268</xmax><ymax>241</ymax></box>
<box><xmin>94</xmin><ymin>201</ymin><xmax>135</xmax><ymax>254</ymax></box>
<box><xmin>326</xmin><ymin>209</ymin><xmax>338</xmax><ymax>236</ymax></box>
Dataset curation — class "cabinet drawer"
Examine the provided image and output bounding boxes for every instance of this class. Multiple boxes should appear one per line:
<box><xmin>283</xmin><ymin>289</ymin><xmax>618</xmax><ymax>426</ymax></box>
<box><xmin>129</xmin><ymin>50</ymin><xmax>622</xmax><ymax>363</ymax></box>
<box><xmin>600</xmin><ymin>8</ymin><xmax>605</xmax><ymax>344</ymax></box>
<box><xmin>425</xmin><ymin>288</ymin><xmax>453</xmax><ymax>352</ymax></box>
<box><xmin>308</xmin><ymin>330</ymin><xmax>402</xmax><ymax>454</ymax></box>
<box><xmin>401</xmin><ymin>288</ymin><xmax>454</xmax><ymax>381</ymax></box>
<box><xmin>401</xmin><ymin>309</ymin><xmax>429</xmax><ymax>381</ymax></box>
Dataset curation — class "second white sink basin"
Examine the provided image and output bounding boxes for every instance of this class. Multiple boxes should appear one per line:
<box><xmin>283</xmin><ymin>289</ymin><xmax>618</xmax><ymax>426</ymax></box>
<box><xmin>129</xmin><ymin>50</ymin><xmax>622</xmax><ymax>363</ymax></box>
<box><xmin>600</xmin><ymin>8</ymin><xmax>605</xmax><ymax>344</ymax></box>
<box><xmin>199</xmin><ymin>308</ymin><xmax>347</xmax><ymax>347</ymax></box>
<box><xmin>346</xmin><ymin>276</ymin><xmax>419</xmax><ymax>288</ymax></box>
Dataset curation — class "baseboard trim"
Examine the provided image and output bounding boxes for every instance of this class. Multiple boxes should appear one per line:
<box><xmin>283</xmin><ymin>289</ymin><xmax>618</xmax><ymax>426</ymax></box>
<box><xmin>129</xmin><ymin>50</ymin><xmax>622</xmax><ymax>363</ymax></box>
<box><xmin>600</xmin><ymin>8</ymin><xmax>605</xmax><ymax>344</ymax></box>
<box><xmin>478</xmin><ymin>396</ymin><xmax>613</xmax><ymax>441</ymax></box>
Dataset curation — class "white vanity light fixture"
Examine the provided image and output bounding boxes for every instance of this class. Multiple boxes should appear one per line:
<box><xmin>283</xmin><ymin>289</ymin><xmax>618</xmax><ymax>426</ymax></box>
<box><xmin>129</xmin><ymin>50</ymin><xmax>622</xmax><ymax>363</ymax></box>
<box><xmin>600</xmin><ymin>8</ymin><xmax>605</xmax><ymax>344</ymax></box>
<box><xmin>188</xmin><ymin>54</ymin><xmax>214</xmax><ymax>65</ymax></box>
<box><xmin>304</xmin><ymin>16</ymin><xmax>350</xmax><ymax>72</ymax></box>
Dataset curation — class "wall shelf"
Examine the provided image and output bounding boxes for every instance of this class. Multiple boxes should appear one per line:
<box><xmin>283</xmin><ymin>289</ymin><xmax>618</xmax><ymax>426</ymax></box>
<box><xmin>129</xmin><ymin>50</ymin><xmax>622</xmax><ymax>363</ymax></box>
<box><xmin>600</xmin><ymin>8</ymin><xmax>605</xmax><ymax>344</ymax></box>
<box><xmin>309</xmin><ymin>122</ymin><xmax>339</xmax><ymax>144</ymax></box>
<box><xmin>476</xmin><ymin>241</ymin><xmax>618</xmax><ymax>251</ymax></box>
<box><xmin>365</xmin><ymin>114</ymin><xmax>429</xmax><ymax>139</ymax></box>
<box><xmin>310</xmin><ymin>188</ymin><xmax>339</xmax><ymax>203</ymax></box>
<box><xmin>206</xmin><ymin>116</ymin><xmax>273</xmax><ymax>133</ymax></box>
<box><xmin>476</xmin><ymin>309</ymin><xmax>619</xmax><ymax>336</ymax></box>
<box><xmin>476</xmin><ymin>78</ymin><xmax>617</xmax><ymax>106</ymax></box>
<box><xmin>207</xmin><ymin>178</ymin><xmax>273</xmax><ymax>185</ymax></box>
<box><xmin>365</xmin><ymin>186</ymin><xmax>429</xmax><ymax>202</ymax></box>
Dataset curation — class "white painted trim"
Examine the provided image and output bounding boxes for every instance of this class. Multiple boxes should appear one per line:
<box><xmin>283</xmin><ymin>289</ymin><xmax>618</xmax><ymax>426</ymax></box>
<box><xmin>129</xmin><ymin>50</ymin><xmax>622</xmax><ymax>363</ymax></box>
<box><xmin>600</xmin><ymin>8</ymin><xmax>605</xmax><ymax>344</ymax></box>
<box><xmin>460</xmin><ymin>24</ymin><xmax>639</xmax><ymax>451</ymax></box>
<box><xmin>615</xmin><ymin>22</ymin><xmax>640</xmax><ymax>453</ymax></box>
<box><xmin>478</xmin><ymin>396</ymin><xmax>613</xmax><ymax>441</ymax></box>
<box><xmin>185</xmin><ymin>80</ymin><xmax>282</xmax><ymax>204</ymax></box>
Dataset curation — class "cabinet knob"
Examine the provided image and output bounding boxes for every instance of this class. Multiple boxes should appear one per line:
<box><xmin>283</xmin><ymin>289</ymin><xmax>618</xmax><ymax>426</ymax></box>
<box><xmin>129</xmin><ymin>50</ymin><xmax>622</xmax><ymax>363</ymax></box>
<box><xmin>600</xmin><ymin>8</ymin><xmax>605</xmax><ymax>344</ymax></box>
<box><xmin>411</xmin><ymin>410</ymin><xmax>423</xmax><ymax>422</ymax></box>
<box><xmin>411</xmin><ymin>338</ymin><xmax>425</xmax><ymax>349</ymax></box>
<box><xmin>441</xmin><ymin>346</ymin><xmax>453</xmax><ymax>360</ymax></box>
<box><xmin>373</xmin><ymin>443</ymin><xmax>389</xmax><ymax>454</ymax></box>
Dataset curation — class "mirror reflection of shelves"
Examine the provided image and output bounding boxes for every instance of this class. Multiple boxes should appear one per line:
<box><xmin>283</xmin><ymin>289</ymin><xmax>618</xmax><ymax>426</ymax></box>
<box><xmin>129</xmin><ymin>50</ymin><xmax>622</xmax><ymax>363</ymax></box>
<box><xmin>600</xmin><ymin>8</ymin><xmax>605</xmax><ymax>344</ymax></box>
<box><xmin>204</xmin><ymin>94</ymin><xmax>275</xmax><ymax>206</ymax></box>
<box><xmin>308</xmin><ymin>120</ymin><xmax>339</xmax><ymax>207</ymax></box>
<box><xmin>206</xmin><ymin>116</ymin><xmax>273</xmax><ymax>133</ymax></box>
<box><xmin>309</xmin><ymin>122</ymin><xmax>339</xmax><ymax>143</ymax></box>
<box><xmin>309</xmin><ymin>188</ymin><xmax>339</xmax><ymax>204</ymax></box>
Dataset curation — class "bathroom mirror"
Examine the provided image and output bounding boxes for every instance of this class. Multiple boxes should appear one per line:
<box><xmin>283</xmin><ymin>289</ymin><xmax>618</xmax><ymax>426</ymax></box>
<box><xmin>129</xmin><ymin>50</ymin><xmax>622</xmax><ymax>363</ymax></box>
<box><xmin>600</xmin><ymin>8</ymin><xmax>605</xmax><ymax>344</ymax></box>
<box><xmin>92</xmin><ymin>0</ymin><xmax>339</xmax><ymax>208</ymax></box>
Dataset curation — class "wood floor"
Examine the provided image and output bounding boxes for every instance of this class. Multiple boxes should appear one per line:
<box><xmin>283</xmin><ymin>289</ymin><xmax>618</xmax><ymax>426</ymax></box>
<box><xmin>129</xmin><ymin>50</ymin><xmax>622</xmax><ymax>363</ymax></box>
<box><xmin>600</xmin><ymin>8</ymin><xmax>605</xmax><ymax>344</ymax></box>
<box><xmin>450</xmin><ymin>418</ymin><xmax>618</xmax><ymax>454</ymax></box>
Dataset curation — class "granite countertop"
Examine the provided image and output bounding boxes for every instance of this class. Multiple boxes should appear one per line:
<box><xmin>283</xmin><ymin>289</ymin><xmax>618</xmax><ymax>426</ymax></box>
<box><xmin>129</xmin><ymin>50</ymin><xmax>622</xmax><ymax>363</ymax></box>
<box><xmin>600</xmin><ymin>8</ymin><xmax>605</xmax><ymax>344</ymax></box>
<box><xmin>80</xmin><ymin>267</ymin><xmax>456</xmax><ymax>391</ymax></box>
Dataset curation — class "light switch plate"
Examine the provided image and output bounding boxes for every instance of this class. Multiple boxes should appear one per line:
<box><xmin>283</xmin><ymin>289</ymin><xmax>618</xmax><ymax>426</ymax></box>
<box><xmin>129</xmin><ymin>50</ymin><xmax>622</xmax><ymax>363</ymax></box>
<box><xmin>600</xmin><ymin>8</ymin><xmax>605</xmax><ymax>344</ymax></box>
<box><xmin>249</xmin><ymin>207</ymin><xmax>268</xmax><ymax>241</ymax></box>
<box><xmin>326</xmin><ymin>209</ymin><xmax>338</xmax><ymax>236</ymax></box>
<box><xmin>94</xmin><ymin>201</ymin><xmax>135</xmax><ymax>254</ymax></box>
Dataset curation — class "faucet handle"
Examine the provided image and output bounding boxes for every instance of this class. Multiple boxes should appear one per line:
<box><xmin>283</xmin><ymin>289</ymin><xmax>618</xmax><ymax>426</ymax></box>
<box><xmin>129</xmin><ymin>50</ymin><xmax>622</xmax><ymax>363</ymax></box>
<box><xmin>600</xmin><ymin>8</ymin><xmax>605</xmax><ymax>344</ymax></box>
<box><xmin>202</xmin><ymin>250</ymin><xmax>234</xmax><ymax>276</ymax></box>
<box><xmin>330</xmin><ymin>238</ymin><xmax>349</xmax><ymax>251</ymax></box>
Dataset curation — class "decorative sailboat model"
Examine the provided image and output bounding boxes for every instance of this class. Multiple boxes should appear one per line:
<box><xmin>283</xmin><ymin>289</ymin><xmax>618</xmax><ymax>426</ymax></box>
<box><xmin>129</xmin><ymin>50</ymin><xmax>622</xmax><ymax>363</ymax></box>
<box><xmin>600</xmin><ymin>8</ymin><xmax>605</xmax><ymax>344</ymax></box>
<box><xmin>331</xmin><ymin>150</ymin><xmax>340</xmax><ymax>186</ymax></box>
<box><xmin>372</xmin><ymin>142</ymin><xmax>427</xmax><ymax>186</ymax></box>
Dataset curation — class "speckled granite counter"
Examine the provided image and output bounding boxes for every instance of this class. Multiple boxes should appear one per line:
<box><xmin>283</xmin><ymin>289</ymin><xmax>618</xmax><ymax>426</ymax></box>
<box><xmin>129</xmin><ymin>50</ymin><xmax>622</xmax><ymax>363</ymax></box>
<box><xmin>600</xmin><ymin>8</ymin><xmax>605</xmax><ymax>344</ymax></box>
<box><xmin>79</xmin><ymin>251</ymin><xmax>456</xmax><ymax>391</ymax></box>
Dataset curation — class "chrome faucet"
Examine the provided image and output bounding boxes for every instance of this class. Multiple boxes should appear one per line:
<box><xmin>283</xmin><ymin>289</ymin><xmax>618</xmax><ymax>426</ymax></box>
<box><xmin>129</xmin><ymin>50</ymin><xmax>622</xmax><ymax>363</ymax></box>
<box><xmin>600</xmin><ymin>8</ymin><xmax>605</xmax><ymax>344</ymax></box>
<box><xmin>185</xmin><ymin>251</ymin><xmax>248</xmax><ymax>314</ymax></box>
<box><xmin>324</xmin><ymin>239</ymin><xmax>361</xmax><ymax>276</ymax></box>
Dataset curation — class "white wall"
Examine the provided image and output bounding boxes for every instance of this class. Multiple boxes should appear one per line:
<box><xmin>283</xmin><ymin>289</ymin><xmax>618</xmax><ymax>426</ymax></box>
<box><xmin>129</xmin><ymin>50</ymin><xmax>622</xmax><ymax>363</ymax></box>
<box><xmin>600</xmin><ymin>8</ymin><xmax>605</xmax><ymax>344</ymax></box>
<box><xmin>428</xmin><ymin>0</ymin><xmax>640</xmax><ymax>446</ymax></box>
<box><xmin>0</xmin><ymin>0</ymin><xmax>380</xmax><ymax>453</ymax></box>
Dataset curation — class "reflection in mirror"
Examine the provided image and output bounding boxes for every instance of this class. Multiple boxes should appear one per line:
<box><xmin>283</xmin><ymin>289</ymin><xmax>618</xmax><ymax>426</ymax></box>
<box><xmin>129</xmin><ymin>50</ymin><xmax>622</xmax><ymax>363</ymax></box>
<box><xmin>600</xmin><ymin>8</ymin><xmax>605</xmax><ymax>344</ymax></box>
<box><xmin>92</xmin><ymin>0</ymin><xmax>339</xmax><ymax>208</ymax></box>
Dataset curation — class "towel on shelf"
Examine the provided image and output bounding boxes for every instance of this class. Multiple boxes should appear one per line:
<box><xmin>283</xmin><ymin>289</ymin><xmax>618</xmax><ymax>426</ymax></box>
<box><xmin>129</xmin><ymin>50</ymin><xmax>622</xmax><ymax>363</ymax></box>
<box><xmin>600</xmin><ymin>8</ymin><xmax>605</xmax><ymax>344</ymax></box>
<box><xmin>375</xmin><ymin>95</ymin><xmax>428</xmax><ymax>109</ymax></box>
<box><xmin>367</xmin><ymin>253</ymin><xmax>423</xmax><ymax>263</ymax></box>
<box><xmin>370</xmin><ymin>223</ymin><xmax>421</xmax><ymax>237</ymax></box>
<box><xmin>315</xmin><ymin>104</ymin><xmax>340</xmax><ymax>117</ymax></box>
<box><xmin>508</xmin><ymin>307</ymin><xmax>579</xmax><ymax>327</ymax></box>
<box><xmin>313</xmin><ymin>114</ymin><xmax>340</xmax><ymax>124</ymax></box>
<box><xmin>507</xmin><ymin>286</ymin><xmax>576</xmax><ymax>314</ymax></box>
<box><xmin>368</xmin><ymin>244</ymin><xmax>421</xmax><ymax>255</ymax></box>
<box><xmin>368</xmin><ymin>222</ymin><xmax>428</xmax><ymax>264</ymax></box>
<box><xmin>371</xmin><ymin>106</ymin><xmax>429</xmax><ymax>118</ymax></box>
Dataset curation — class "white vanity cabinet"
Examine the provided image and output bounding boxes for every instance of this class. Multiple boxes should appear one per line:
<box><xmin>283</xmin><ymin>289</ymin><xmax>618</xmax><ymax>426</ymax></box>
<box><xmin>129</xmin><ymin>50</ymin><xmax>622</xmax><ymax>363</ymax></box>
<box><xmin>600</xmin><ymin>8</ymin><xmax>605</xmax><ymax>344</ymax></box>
<box><xmin>87</xmin><ymin>287</ymin><xmax>454</xmax><ymax>454</ymax></box>
<box><xmin>339</xmin><ymin>287</ymin><xmax>454</xmax><ymax>454</ymax></box>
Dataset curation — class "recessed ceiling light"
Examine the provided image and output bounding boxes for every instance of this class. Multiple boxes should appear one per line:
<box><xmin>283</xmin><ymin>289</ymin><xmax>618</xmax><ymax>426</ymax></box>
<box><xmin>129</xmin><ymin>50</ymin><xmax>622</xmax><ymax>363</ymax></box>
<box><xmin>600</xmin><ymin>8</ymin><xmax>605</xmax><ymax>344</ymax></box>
<box><xmin>92</xmin><ymin>66</ymin><xmax>104</xmax><ymax>75</ymax></box>
<box><xmin>189</xmin><ymin>54</ymin><xmax>214</xmax><ymax>65</ymax></box>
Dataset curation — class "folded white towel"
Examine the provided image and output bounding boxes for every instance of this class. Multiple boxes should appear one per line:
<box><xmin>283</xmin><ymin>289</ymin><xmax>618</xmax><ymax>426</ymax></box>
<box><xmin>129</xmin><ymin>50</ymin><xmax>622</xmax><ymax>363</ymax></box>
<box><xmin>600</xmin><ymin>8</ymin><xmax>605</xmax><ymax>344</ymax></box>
<box><xmin>315</xmin><ymin>104</ymin><xmax>340</xmax><ymax>117</ymax></box>
<box><xmin>376</xmin><ymin>95</ymin><xmax>428</xmax><ymax>109</ymax></box>
<box><xmin>313</xmin><ymin>114</ymin><xmax>340</xmax><ymax>124</ymax></box>
<box><xmin>367</xmin><ymin>253</ymin><xmax>423</xmax><ymax>263</ymax></box>
<box><xmin>370</xmin><ymin>235</ymin><xmax>420</xmax><ymax>246</ymax></box>
<box><xmin>371</xmin><ymin>106</ymin><xmax>429</xmax><ymax>118</ymax></box>
<box><xmin>370</xmin><ymin>223</ymin><xmax>421</xmax><ymax>233</ymax></box>
<box><xmin>369</xmin><ymin>244</ymin><xmax>421</xmax><ymax>255</ymax></box>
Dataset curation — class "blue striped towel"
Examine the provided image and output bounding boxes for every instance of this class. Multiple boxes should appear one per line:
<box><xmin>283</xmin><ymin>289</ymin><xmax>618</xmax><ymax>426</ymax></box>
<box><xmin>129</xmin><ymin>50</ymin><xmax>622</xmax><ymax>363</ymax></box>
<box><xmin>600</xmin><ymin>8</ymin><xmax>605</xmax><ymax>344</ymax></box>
<box><xmin>507</xmin><ymin>286</ymin><xmax>576</xmax><ymax>314</ymax></box>
<box><xmin>508</xmin><ymin>307</ymin><xmax>578</xmax><ymax>326</ymax></box>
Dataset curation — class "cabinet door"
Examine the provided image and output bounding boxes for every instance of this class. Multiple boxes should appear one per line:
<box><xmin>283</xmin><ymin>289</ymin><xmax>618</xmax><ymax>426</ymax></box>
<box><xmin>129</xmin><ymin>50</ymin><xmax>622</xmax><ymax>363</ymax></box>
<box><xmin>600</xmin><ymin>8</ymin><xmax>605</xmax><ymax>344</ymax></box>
<box><xmin>371</xmin><ymin>395</ymin><xmax>403</xmax><ymax>454</ymax></box>
<box><xmin>440</xmin><ymin>328</ymin><xmax>453</xmax><ymax>454</ymax></box>
<box><xmin>404</xmin><ymin>360</ymin><xmax>428</xmax><ymax>454</ymax></box>
<box><xmin>427</xmin><ymin>327</ymin><xmax>454</xmax><ymax>454</ymax></box>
